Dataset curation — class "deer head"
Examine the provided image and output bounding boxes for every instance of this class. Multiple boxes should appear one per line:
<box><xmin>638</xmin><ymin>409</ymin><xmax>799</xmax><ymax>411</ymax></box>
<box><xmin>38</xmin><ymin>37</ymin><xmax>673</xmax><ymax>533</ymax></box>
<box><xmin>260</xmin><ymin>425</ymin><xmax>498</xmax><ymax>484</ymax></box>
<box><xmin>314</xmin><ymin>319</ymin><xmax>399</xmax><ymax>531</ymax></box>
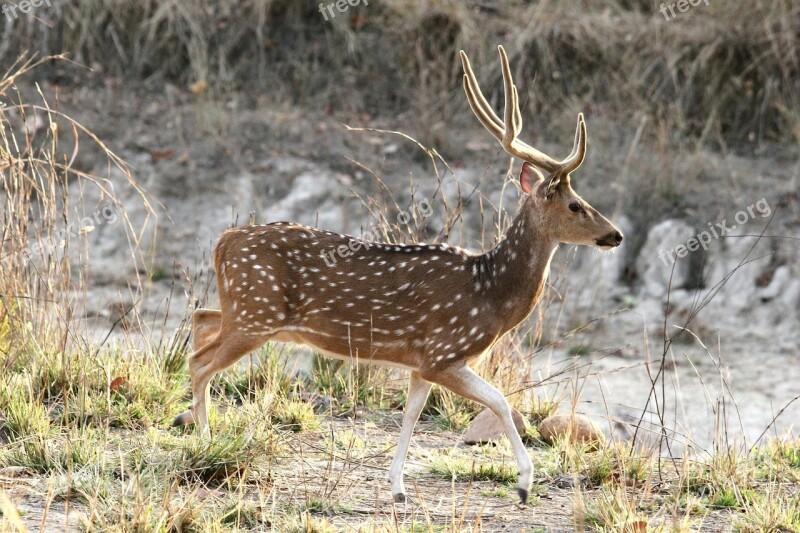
<box><xmin>460</xmin><ymin>46</ymin><xmax>623</xmax><ymax>250</ymax></box>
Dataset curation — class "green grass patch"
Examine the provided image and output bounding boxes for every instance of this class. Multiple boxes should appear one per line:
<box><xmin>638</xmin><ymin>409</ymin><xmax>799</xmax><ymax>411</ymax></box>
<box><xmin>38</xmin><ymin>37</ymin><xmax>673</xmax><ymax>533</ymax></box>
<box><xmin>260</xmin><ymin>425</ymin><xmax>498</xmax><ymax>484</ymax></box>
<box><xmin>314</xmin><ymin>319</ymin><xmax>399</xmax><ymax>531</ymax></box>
<box><xmin>428</xmin><ymin>449</ymin><xmax>517</xmax><ymax>484</ymax></box>
<box><xmin>309</xmin><ymin>356</ymin><xmax>399</xmax><ymax>413</ymax></box>
<box><xmin>2</xmin><ymin>428</ymin><xmax>104</xmax><ymax>475</ymax></box>
<box><xmin>270</xmin><ymin>398</ymin><xmax>320</xmax><ymax>433</ymax></box>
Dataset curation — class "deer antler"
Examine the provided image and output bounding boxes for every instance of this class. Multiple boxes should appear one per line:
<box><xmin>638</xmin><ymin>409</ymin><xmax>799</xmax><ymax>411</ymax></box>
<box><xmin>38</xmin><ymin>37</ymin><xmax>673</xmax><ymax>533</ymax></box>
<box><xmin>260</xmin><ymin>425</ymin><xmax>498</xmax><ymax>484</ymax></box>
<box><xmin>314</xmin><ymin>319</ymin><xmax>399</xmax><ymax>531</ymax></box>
<box><xmin>460</xmin><ymin>45</ymin><xmax>588</xmax><ymax>193</ymax></box>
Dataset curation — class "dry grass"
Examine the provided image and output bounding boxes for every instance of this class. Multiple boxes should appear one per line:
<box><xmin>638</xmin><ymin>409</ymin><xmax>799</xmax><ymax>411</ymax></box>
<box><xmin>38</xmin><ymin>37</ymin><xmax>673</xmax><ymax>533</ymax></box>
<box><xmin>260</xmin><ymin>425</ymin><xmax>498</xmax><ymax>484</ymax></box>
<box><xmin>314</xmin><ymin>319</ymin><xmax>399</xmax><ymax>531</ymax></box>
<box><xmin>2</xmin><ymin>1</ymin><xmax>798</xmax><ymax>151</ymax></box>
<box><xmin>0</xmin><ymin>54</ymin><xmax>153</xmax><ymax>341</ymax></box>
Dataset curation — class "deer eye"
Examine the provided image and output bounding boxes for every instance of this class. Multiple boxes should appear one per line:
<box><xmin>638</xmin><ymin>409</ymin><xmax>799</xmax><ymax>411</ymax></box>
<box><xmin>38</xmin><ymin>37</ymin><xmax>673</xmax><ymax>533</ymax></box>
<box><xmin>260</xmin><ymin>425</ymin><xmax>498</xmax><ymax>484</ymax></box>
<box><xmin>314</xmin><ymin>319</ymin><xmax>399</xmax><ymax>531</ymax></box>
<box><xmin>569</xmin><ymin>202</ymin><xmax>582</xmax><ymax>213</ymax></box>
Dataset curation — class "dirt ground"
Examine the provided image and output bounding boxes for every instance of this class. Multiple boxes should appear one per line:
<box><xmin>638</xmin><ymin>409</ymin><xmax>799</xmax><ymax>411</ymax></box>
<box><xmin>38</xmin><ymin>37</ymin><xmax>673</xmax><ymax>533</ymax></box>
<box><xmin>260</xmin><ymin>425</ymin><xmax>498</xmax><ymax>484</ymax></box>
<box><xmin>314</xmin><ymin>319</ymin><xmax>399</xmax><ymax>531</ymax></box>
<box><xmin>3</xmin><ymin>414</ymin><xmax>747</xmax><ymax>532</ymax></box>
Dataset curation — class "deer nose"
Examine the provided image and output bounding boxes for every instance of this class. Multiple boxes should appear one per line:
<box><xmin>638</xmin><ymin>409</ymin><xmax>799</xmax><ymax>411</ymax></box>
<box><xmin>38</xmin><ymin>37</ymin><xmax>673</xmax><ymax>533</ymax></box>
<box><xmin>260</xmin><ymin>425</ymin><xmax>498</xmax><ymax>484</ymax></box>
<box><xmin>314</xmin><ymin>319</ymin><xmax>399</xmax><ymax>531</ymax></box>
<box><xmin>597</xmin><ymin>230</ymin><xmax>623</xmax><ymax>248</ymax></box>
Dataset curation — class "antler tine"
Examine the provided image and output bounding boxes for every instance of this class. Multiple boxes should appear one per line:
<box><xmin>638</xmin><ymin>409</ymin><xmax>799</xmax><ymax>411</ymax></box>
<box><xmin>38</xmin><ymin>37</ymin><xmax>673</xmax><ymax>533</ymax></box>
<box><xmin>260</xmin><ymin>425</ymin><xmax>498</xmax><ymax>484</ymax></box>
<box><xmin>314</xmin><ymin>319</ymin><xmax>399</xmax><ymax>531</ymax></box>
<box><xmin>544</xmin><ymin>114</ymin><xmax>587</xmax><ymax>196</ymax></box>
<box><xmin>462</xmin><ymin>75</ymin><xmax>502</xmax><ymax>140</ymax></box>
<box><xmin>460</xmin><ymin>51</ymin><xmax>504</xmax><ymax>137</ymax></box>
<box><xmin>496</xmin><ymin>46</ymin><xmax>561</xmax><ymax>172</ymax></box>
<box><xmin>559</xmin><ymin>113</ymin><xmax>587</xmax><ymax>173</ymax></box>
<box><xmin>498</xmin><ymin>48</ymin><xmax>525</xmax><ymax>141</ymax></box>
<box><xmin>512</xmin><ymin>85</ymin><xmax>523</xmax><ymax>137</ymax></box>
<box><xmin>461</xmin><ymin>46</ymin><xmax>561</xmax><ymax>174</ymax></box>
<box><xmin>499</xmin><ymin>46</ymin><xmax>518</xmax><ymax>147</ymax></box>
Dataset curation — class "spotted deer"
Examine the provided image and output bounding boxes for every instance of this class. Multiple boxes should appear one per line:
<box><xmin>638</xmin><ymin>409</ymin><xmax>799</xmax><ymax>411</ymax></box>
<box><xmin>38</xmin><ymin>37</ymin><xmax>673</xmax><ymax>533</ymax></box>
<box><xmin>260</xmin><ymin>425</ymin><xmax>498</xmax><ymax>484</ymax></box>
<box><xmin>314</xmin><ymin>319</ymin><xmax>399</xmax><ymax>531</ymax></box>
<box><xmin>173</xmin><ymin>45</ymin><xmax>623</xmax><ymax>504</ymax></box>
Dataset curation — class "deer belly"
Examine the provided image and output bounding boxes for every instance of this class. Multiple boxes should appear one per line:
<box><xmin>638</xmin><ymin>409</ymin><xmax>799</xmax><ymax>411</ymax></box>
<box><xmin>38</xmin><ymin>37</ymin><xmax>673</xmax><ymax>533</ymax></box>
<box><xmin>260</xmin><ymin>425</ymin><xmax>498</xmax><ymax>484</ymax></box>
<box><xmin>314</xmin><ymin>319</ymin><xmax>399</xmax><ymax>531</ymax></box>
<box><xmin>275</xmin><ymin>330</ymin><xmax>420</xmax><ymax>371</ymax></box>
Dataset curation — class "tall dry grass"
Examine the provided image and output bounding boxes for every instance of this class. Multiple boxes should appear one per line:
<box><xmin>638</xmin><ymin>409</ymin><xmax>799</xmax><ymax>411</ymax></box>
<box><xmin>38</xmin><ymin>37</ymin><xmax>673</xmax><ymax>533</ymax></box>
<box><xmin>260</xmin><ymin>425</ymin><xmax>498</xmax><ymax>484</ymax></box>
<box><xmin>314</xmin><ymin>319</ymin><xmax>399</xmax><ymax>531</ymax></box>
<box><xmin>0</xmin><ymin>55</ymin><xmax>151</xmax><ymax>362</ymax></box>
<box><xmin>2</xmin><ymin>0</ymin><xmax>797</xmax><ymax>150</ymax></box>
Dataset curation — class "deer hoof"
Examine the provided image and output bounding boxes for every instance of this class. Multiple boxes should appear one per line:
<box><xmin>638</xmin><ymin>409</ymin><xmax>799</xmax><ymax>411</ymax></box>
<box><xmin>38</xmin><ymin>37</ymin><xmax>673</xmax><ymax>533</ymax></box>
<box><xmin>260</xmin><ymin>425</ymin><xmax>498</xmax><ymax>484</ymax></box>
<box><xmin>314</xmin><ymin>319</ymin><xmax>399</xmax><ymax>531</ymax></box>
<box><xmin>393</xmin><ymin>492</ymin><xmax>406</xmax><ymax>504</ymax></box>
<box><xmin>517</xmin><ymin>488</ymin><xmax>529</xmax><ymax>504</ymax></box>
<box><xmin>172</xmin><ymin>410</ymin><xmax>194</xmax><ymax>427</ymax></box>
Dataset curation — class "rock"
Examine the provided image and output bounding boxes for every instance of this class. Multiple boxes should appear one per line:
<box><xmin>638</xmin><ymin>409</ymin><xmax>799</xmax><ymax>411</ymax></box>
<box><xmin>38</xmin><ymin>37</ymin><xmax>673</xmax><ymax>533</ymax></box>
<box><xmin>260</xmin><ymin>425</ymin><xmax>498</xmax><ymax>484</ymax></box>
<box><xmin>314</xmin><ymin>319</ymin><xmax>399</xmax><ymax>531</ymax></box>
<box><xmin>538</xmin><ymin>414</ymin><xmax>605</xmax><ymax>449</ymax></box>
<box><xmin>570</xmin><ymin>215</ymin><xmax>634</xmax><ymax>308</ymax></box>
<box><xmin>636</xmin><ymin>219</ymin><xmax>698</xmax><ymax>298</ymax></box>
<box><xmin>463</xmin><ymin>407</ymin><xmax>527</xmax><ymax>445</ymax></box>
<box><xmin>554</xmin><ymin>473</ymin><xmax>589</xmax><ymax>489</ymax></box>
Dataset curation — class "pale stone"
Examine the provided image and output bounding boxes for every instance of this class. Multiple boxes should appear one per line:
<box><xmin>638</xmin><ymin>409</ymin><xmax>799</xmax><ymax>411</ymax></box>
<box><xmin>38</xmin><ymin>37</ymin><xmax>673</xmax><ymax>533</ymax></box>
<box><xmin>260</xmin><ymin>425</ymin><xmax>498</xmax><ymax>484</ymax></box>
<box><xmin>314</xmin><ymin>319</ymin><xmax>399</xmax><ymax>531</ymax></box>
<box><xmin>463</xmin><ymin>407</ymin><xmax>527</xmax><ymax>445</ymax></box>
<box><xmin>538</xmin><ymin>414</ymin><xmax>605</xmax><ymax>449</ymax></box>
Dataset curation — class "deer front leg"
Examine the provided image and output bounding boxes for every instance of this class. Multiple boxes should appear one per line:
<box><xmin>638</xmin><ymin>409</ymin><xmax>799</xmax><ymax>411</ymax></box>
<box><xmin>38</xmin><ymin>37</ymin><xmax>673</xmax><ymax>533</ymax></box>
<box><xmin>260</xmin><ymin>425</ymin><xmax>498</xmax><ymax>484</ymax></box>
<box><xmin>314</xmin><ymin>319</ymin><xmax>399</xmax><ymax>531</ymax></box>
<box><xmin>388</xmin><ymin>371</ymin><xmax>432</xmax><ymax>503</ymax></box>
<box><xmin>422</xmin><ymin>364</ymin><xmax>532</xmax><ymax>504</ymax></box>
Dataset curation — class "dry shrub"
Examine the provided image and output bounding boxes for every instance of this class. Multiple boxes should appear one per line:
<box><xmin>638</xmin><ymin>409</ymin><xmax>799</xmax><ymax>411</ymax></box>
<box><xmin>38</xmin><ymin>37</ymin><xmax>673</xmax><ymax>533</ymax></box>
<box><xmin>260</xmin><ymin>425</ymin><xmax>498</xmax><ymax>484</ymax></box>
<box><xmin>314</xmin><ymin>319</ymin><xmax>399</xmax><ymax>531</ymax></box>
<box><xmin>1</xmin><ymin>1</ymin><xmax>795</xmax><ymax>148</ymax></box>
<box><xmin>508</xmin><ymin>0</ymin><xmax>800</xmax><ymax>147</ymax></box>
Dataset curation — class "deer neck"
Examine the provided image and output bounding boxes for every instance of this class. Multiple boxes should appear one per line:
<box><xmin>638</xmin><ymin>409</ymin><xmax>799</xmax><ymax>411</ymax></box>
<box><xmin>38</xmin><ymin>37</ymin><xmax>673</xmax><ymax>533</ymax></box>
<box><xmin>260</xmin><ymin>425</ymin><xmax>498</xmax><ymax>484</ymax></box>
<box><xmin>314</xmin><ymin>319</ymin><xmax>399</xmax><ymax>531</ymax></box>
<box><xmin>472</xmin><ymin>207</ymin><xmax>558</xmax><ymax>333</ymax></box>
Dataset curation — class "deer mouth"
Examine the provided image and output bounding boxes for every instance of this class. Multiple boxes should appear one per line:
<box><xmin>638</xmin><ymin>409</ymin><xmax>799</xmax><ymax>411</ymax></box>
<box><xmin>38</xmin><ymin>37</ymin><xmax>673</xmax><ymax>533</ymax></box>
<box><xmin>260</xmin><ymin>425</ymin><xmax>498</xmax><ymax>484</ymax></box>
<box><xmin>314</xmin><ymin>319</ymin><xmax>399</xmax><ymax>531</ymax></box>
<box><xmin>595</xmin><ymin>231</ymin><xmax>623</xmax><ymax>249</ymax></box>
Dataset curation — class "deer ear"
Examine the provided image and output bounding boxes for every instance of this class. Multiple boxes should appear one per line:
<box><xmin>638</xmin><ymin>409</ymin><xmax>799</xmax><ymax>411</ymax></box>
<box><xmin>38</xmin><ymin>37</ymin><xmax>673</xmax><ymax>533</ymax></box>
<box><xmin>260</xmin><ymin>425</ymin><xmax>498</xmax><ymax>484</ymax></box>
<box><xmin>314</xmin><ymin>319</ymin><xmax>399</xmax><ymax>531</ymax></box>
<box><xmin>519</xmin><ymin>162</ymin><xmax>544</xmax><ymax>194</ymax></box>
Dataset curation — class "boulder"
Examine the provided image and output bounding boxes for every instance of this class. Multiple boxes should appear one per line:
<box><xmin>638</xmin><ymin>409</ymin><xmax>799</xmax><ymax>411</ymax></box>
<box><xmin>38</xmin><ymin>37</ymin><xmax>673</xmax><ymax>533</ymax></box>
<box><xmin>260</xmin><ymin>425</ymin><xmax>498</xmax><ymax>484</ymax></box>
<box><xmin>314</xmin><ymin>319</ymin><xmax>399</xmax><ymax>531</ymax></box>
<box><xmin>538</xmin><ymin>414</ymin><xmax>605</xmax><ymax>449</ymax></box>
<box><xmin>463</xmin><ymin>407</ymin><xmax>527</xmax><ymax>445</ymax></box>
<box><xmin>635</xmin><ymin>219</ymin><xmax>697</xmax><ymax>298</ymax></box>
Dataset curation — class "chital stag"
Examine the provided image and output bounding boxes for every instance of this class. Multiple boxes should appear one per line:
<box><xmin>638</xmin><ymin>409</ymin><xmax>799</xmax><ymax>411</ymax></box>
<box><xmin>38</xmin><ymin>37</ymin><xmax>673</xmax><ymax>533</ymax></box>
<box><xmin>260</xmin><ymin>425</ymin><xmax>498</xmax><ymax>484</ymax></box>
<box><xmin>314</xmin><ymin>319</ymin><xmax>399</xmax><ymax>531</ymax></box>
<box><xmin>174</xmin><ymin>45</ymin><xmax>623</xmax><ymax>504</ymax></box>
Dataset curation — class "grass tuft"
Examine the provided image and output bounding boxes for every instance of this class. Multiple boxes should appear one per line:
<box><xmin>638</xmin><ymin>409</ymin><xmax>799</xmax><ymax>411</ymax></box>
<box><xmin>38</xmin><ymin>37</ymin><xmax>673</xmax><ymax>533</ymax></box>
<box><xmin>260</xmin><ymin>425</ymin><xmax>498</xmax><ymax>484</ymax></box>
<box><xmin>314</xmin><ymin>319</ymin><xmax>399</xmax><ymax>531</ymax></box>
<box><xmin>175</xmin><ymin>433</ymin><xmax>257</xmax><ymax>486</ymax></box>
<box><xmin>270</xmin><ymin>398</ymin><xmax>321</xmax><ymax>433</ymax></box>
<box><xmin>428</xmin><ymin>448</ymin><xmax>517</xmax><ymax>485</ymax></box>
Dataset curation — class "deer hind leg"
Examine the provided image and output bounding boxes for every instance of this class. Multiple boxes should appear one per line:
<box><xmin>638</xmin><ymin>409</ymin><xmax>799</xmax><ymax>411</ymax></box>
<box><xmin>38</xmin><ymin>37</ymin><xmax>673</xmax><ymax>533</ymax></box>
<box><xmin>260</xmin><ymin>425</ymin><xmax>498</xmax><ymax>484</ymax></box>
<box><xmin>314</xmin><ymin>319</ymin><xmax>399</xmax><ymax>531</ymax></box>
<box><xmin>172</xmin><ymin>330</ymin><xmax>268</xmax><ymax>435</ymax></box>
<box><xmin>192</xmin><ymin>308</ymin><xmax>221</xmax><ymax>351</ymax></box>
<box><xmin>172</xmin><ymin>308</ymin><xmax>222</xmax><ymax>428</ymax></box>
<box><xmin>421</xmin><ymin>363</ymin><xmax>533</xmax><ymax>504</ymax></box>
<box><xmin>388</xmin><ymin>371</ymin><xmax>432</xmax><ymax>503</ymax></box>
